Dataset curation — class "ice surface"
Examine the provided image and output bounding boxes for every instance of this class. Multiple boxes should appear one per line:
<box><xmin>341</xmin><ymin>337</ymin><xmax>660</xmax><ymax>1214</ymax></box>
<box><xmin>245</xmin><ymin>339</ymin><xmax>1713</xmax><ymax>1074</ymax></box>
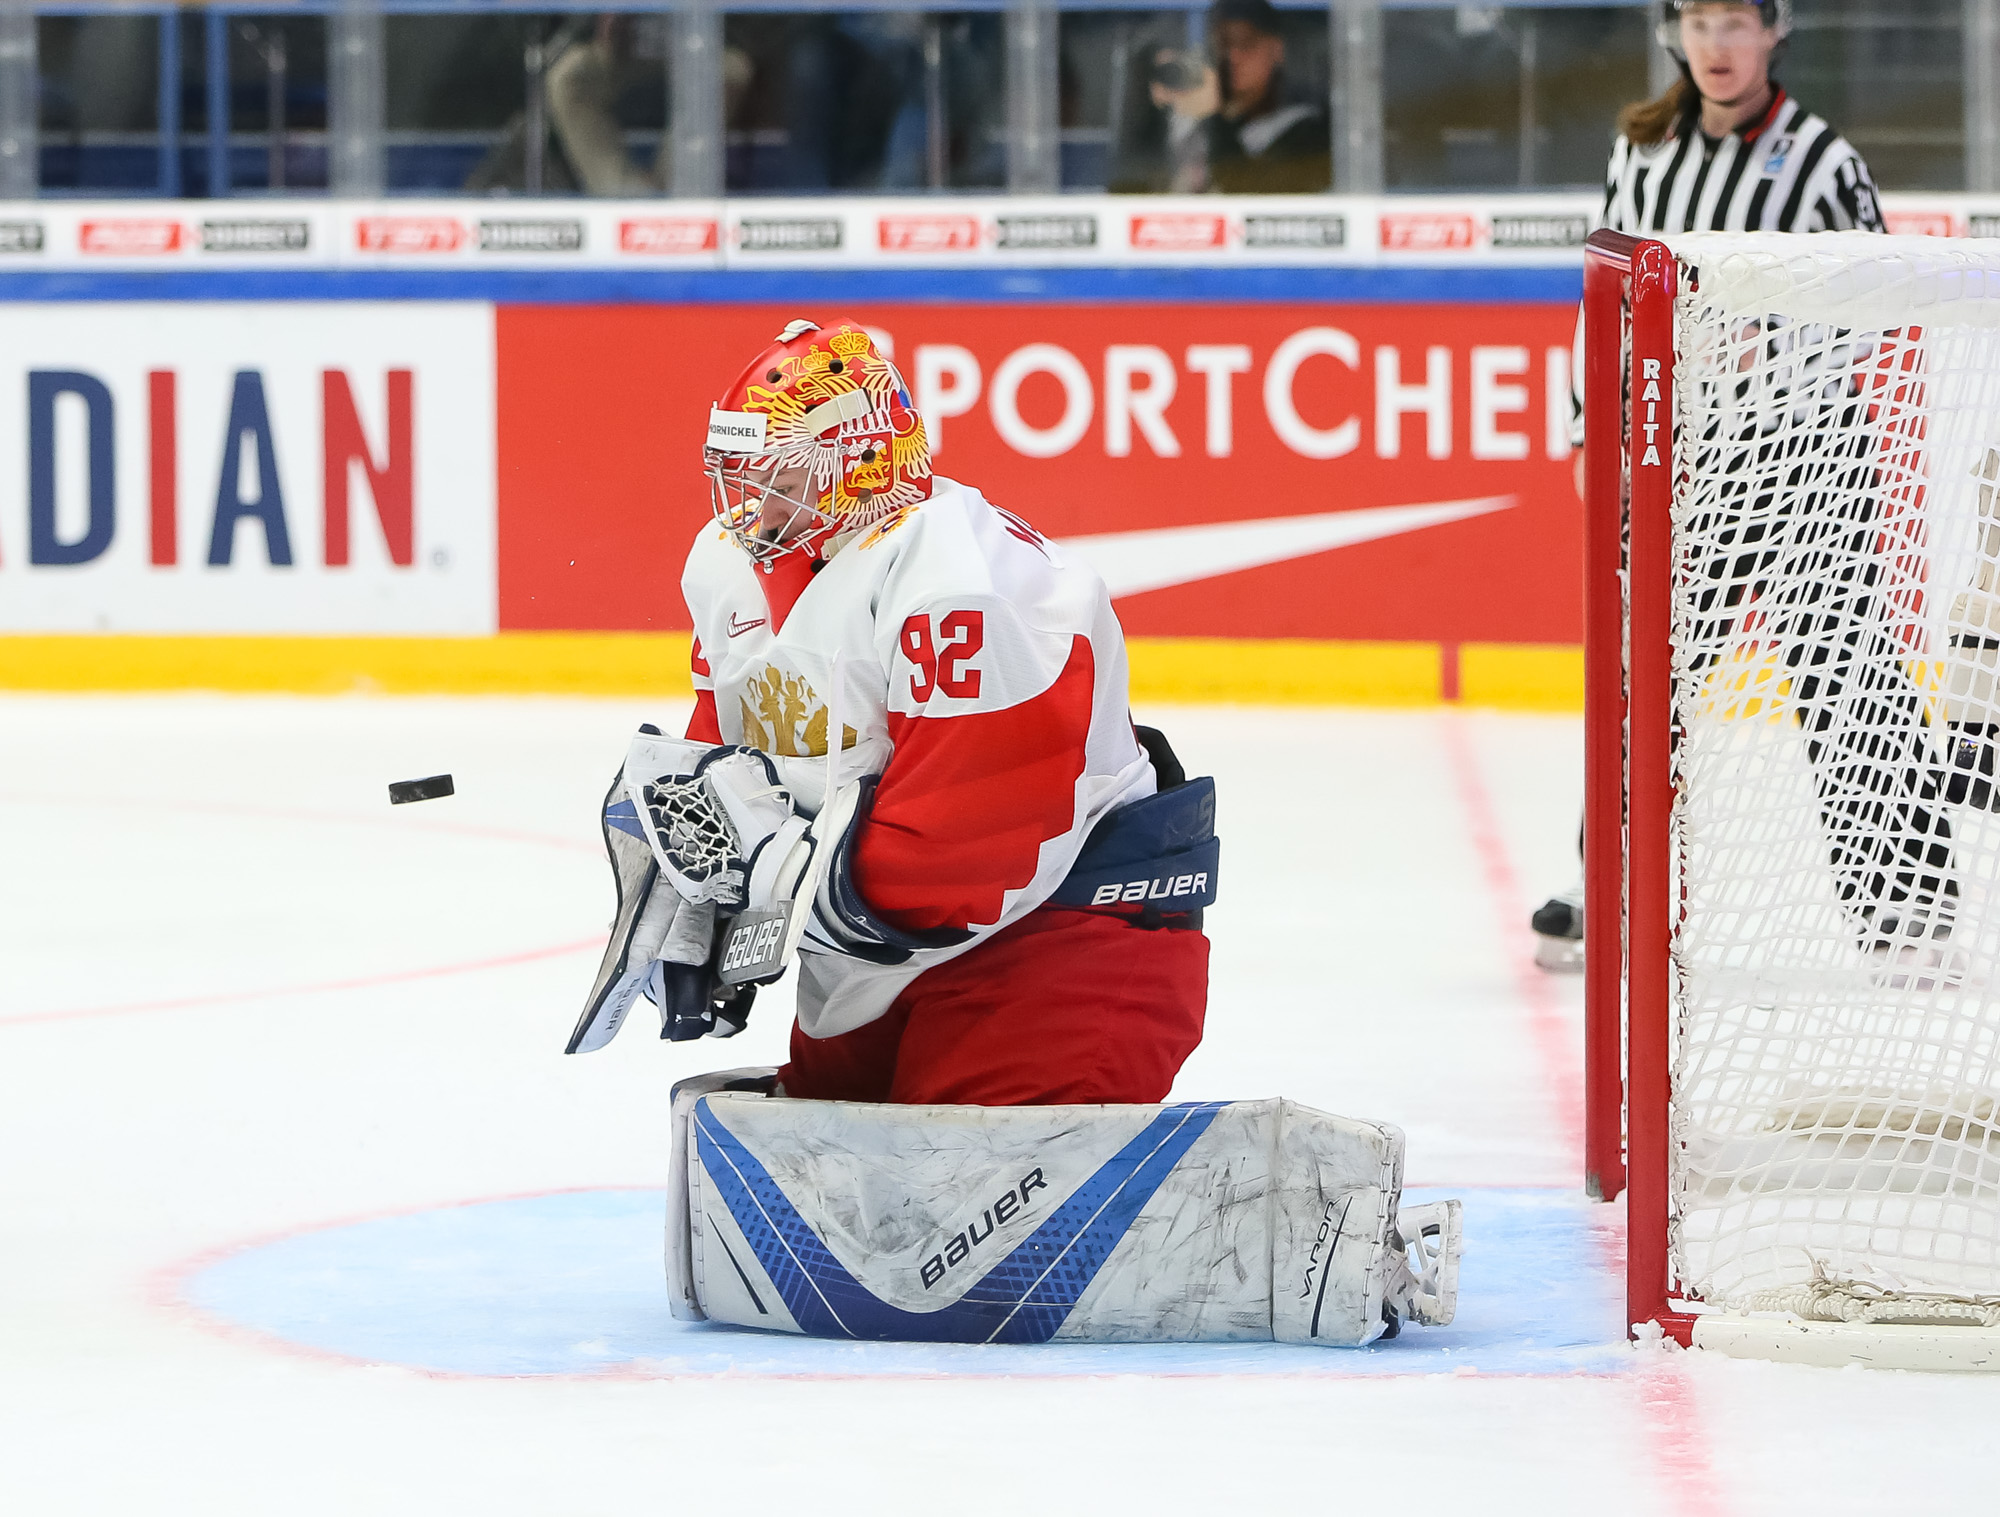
<box><xmin>179</xmin><ymin>1186</ymin><xmax>1624</xmax><ymax>1378</ymax></box>
<box><xmin>6</xmin><ymin>695</ymin><xmax>2000</xmax><ymax>1513</ymax></box>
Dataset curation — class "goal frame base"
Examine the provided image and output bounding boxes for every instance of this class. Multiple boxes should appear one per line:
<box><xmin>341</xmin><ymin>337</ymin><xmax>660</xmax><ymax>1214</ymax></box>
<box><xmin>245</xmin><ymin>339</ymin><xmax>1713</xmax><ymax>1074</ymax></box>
<box><xmin>1690</xmin><ymin>1316</ymin><xmax>2000</xmax><ymax>1372</ymax></box>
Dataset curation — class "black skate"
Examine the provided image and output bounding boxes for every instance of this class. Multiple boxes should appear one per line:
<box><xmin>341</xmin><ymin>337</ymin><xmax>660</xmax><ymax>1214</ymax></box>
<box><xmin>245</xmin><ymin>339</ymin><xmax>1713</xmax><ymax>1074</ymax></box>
<box><xmin>1531</xmin><ymin>884</ymin><xmax>1584</xmax><ymax>973</ymax></box>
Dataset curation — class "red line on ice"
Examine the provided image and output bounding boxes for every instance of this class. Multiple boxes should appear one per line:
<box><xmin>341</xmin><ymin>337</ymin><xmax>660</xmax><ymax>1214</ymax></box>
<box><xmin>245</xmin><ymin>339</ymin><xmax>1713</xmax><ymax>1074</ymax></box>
<box><xmin>1443</xmin><ymin>710</ymin><xmax>1732</xmax><ymax>1517</ymax></box>
<box><xmin>2</xmin><ymin>935</ymin><xmax>603</xmax><ymax>1028</ymax></box>
<box><xmin>152</xmin><ymin>1184</ymin><xmax>665</xmax><ymax>1382</ymax></box>
<box><xmin>1439</xmin><ymin>712</ymin><xmax>1584</xmax><ymax>1158</ymax></box>
<box><xmin>0</xmin><ymin>790</ymin><xmax>601</xmax><ymax>857</ymax></box>
<box><xmin>0</xmin><ymin>789</ymin><xmax>604</xmax><ymax>1027</ymax></box>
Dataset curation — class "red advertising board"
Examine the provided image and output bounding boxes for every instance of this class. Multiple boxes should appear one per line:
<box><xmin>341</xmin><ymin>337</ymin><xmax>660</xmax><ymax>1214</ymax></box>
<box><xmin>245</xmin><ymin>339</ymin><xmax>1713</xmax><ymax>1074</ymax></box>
<box><xmin>498</xmin><ymin>302</ymin><xmax>1581</xmax><ymax>642</ymax></box>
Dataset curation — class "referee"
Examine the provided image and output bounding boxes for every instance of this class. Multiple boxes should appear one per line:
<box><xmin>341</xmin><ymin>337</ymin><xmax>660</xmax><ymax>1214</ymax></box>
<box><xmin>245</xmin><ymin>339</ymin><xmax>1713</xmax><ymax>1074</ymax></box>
<box><xmin>1532</xmin><ymin>0</ymin><xmax>1956</xmax><ymax>972</ymax></box>
<box><xmin>1600</xmin><ymin>1</ymin><xmax>1880</xmax><ymax>242</ymax></box>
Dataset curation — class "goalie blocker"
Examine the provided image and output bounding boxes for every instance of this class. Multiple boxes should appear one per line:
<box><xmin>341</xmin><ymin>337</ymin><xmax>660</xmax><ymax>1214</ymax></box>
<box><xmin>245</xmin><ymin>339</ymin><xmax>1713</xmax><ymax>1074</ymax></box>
<box><xmin>668</xmin><ymin>1070</ymin><xmax>1461</xmax><ymax>1347</ymax></box>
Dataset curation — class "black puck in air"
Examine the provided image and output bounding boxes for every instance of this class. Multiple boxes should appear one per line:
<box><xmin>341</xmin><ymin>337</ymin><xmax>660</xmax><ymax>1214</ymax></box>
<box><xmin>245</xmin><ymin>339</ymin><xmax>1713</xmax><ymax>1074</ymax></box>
<box><xmin>389</xmin><ymin>774</ymin><xmax>455</xmax><ymax>805</ymax></box>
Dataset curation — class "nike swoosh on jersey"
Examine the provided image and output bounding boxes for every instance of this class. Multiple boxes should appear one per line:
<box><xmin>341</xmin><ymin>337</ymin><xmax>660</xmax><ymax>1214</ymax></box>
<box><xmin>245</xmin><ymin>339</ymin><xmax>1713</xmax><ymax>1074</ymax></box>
<box><xmin>727</xmin><ymin>613</ymin><xmax>768</xmax><ymax>638</ymax></box>
<box><xmin>1056</xmin><ymin>495</ymin><xmax>1517</xmax><ymax>599</ymax></box>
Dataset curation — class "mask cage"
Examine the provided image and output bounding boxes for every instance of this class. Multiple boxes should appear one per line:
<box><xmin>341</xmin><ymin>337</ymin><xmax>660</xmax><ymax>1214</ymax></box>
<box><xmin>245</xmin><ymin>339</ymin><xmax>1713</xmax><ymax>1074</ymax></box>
<box><xmin>705</xmin><ymin>452</ymin><xmax>837</xmax><ymax>565</ymax></box>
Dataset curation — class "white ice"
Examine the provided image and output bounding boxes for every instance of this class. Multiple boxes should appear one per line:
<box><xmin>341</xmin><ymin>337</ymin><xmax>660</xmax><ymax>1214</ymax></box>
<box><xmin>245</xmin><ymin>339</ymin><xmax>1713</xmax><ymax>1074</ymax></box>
<box><xmin>5</xmin><ymin>694</ymin><xmax>1999</xmax><ymax>1514</ymax></box>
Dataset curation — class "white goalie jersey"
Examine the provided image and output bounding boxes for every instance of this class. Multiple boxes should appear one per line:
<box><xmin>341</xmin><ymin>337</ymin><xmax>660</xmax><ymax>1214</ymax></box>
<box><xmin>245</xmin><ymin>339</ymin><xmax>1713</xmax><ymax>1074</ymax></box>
<box><xmin>679</xmin><ymin>477</ymin><xmax>1156</xmax><ymax>1038</ymax></box>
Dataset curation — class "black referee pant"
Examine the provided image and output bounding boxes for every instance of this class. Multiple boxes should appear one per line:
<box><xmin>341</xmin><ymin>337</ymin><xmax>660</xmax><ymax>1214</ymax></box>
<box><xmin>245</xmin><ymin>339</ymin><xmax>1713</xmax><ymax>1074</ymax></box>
<box><xmin>1682</xmin><ymin>411</ymin><xmax>1957</xmax><ymax>942</ymax></box>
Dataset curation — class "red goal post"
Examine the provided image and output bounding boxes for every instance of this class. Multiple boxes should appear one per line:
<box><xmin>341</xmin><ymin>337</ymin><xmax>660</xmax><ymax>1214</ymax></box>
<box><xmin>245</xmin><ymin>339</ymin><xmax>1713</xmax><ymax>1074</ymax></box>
<box><xmin>1581</xmin><ymin>229</ymin><xmax>1681</xmax><ymax>1342</ymax></box>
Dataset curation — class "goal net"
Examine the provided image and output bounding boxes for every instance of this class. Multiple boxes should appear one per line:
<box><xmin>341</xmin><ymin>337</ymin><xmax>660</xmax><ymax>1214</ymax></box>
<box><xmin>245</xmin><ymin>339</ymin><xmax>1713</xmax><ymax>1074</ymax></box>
<box><xmin>1586</xmin><ymin>231</ymin><xmax>2000</xmax><ymax>1343</ymax></box>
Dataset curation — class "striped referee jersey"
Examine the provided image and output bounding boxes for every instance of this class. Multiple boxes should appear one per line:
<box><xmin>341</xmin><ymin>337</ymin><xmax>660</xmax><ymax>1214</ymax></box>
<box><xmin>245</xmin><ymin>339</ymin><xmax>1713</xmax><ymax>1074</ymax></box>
<box><xmin>1601</xmin><ymin>87</ymin><xmax>1883</xmax><ymax>236</ymax></box>
<box><xmin>1572</xmin><ymin>87</ymin><xmax>1882</xmax><ymax>441</ymax></box>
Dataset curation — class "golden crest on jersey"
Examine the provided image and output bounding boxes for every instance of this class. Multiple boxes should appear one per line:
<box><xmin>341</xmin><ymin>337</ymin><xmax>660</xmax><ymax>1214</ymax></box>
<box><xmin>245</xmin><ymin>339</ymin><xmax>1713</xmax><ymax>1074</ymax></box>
<box><xmin>856</xmin><ymin>504</ymin><xmax>915</xmax><ymax>551</ymax></box>
<box><xmin>737</xmin><ymin>664</ymin><xmax>859</xmax><ymax>758</ymax></box>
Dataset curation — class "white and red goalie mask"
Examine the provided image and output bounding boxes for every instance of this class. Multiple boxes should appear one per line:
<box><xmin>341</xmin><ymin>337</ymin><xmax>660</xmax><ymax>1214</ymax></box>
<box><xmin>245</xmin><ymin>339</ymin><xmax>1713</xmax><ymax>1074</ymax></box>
<box><xmin>703</xmin><ymin>318</ymin><xmax>934</xmax><ymax>566</ymax></box>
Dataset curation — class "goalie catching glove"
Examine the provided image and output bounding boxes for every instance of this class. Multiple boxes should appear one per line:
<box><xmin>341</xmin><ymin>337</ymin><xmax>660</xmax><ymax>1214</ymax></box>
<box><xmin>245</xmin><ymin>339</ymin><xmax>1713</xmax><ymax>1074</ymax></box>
<box><xmin>567</xmin><ymin>729</ymin><xmax>842</xmax><ymax>1053</ymax></box>
<box><xmin>629</xmin><ymin>735</ymin><xmax>812</xmax><ymax>911</ymax></box>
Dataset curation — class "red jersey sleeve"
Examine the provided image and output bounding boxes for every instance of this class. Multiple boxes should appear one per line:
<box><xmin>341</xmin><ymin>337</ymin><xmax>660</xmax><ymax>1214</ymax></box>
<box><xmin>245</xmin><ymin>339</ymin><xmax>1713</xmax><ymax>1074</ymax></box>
<box><xmin>686</xmin><ymin>637</ymin><xmax>723</xmax><ymax>744</ymax></box>
<box><xmin>850</xmin><ymin>634</ymin><xmax>1094</xmax><ymax>934</ymax></box>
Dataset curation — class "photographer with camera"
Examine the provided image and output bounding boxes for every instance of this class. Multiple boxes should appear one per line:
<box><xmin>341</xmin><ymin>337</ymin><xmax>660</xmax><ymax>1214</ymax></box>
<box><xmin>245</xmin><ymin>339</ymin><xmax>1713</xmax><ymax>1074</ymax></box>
<box><xmin>1118</xmin><ymin>0</ymin><xmax>1330</xmax><ymax>194</ymax></box>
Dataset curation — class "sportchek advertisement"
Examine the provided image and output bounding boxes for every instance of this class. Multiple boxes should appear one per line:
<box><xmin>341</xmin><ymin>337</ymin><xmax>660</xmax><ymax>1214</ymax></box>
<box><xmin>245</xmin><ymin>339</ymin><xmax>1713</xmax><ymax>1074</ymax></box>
<box><xmin>0</xmin><ymin>299</ymin><xmax>1578</xmax><ymax>643</ymax></box>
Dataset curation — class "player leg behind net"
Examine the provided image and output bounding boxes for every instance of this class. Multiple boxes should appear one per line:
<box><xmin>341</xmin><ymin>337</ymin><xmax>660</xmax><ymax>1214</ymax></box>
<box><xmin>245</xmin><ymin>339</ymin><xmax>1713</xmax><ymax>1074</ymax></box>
<box><xmin>1681</xmin><ymin>377</ymin><xmax>1959</xmax><ymax>959</ymax></box>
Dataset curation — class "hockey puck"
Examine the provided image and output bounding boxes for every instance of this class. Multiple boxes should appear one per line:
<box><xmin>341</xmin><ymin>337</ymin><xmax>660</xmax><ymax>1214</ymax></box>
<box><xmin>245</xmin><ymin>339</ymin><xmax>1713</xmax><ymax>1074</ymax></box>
<box><xmin>389</xmin><ymin>774</ymin><xmax>455</xmax><ymax>805</ymax></box>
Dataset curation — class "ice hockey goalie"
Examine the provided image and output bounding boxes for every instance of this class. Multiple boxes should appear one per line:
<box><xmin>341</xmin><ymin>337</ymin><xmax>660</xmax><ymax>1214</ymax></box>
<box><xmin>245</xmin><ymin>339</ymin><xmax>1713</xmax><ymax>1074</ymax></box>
<box><xmin>564</xmin><ymin>316</ymin><xmax>1460</xmax><ymax>1347</ymax></box>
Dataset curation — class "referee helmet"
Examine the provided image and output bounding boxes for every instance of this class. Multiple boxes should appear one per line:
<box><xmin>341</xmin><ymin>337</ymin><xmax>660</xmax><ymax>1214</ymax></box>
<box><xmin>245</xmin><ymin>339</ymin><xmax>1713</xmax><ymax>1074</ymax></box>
<box><xmin>1658</xmin><ymin>1</ymin><xmax>1792</xmax><ymax>57</ymax></box>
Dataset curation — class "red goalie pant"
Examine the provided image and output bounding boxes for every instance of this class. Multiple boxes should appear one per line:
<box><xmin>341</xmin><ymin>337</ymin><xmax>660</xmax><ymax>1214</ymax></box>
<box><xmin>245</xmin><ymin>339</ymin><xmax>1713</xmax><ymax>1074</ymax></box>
<box><xmin>779</xmin><ymin>908</ymin><xmax>1209</xmax><ymax>1106</ymax></box>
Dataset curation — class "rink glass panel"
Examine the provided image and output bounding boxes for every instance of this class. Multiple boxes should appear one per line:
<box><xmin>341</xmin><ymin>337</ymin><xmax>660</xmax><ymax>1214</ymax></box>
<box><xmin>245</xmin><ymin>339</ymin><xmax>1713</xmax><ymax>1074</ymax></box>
<box><xmin>1381</xmin><ymin>5</ymin><xmax>1647</xmax><ymax>192</ymax></box>
<box><xmin>1784</xmin><ymin>0</ymin><xmax>1966</xmax><ymax>193</ymax></box>
<box><xmin>12</xmin><ymin>1</ymin><xmax>1989</xmax><ymax>198</ymax></box>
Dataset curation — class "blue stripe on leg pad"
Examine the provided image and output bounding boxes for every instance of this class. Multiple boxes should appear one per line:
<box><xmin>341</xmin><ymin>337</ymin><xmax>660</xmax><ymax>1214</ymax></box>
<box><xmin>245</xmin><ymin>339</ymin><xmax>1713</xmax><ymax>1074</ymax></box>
<box><xmin>693</xmin><ymin>1099</ymin><xmax>1228</xmax><ymax>1343</ymax></box>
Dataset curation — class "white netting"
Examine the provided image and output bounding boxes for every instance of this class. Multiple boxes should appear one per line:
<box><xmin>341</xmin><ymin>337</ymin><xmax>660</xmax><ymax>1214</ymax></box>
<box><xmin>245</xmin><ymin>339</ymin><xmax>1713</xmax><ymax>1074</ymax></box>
<box><xmin>641</xmin><ymin>773</ymin><xmax>741</xmax><ymax>880</ymax></box>
<box><xmin>1659</xmin><ymin>233</ymin><xmax>2000</xmax><ymax>1310</ymax></box>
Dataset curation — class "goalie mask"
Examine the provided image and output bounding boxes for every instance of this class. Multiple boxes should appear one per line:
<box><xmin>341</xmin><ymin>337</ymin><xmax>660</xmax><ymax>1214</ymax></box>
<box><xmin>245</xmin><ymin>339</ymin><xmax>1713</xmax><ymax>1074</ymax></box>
<box><xmin>1657</xmin><ymin>0</ymin><xmax>1791</xmax><ymax>57</ymax></box>
<box><xmin>703</xmin><ymin>319</ymin><xmax>934</xmax><ymax>566</ymax></box>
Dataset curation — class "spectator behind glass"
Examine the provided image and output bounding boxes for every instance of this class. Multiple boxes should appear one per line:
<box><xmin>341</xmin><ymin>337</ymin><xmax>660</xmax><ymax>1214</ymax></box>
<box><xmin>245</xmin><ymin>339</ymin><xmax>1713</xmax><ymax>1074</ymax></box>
<box><xmin>467</xmin><ymin>15</ymin><xmax>751</xmax><ymax>194</ymax></box>
<box><xmin>775</xmin><ymin>14</ymin><xmax>934</xmax><ymax>190</ymax></box>
<box><xmin>1116</xmin><ymin>0</ymin><xmax>1330</xmax><ymax>193</ymax></box>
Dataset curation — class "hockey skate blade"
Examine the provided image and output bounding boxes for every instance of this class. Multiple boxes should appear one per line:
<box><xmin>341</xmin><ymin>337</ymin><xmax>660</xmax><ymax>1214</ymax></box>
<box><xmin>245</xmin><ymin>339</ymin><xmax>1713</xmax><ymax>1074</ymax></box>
<box><xmin>1533</xmin><ymin>935</ymin><xmax>1585</xmax><ymax>974</ymax></box>
<box><xmin>1393</xmin><ymin>1199</ymin><xmax>1463</xmax><ymax>1328</ymax></box>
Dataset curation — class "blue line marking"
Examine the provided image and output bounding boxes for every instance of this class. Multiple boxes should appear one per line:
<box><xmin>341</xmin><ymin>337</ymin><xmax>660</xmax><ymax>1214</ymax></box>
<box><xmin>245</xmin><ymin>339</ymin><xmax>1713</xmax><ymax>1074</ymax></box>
<box><xmin>182</xmin><ymin>1184</ymin><xmax>1629</xmax><ymax>1378</ymax></box>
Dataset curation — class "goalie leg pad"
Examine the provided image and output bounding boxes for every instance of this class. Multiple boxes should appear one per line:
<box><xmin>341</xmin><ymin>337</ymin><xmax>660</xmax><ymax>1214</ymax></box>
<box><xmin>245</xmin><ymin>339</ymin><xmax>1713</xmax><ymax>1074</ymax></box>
<box><xmin>666</xmin><ymin>1077</ymin><xmax>1460</xmax><ymax>1347</ymax></box>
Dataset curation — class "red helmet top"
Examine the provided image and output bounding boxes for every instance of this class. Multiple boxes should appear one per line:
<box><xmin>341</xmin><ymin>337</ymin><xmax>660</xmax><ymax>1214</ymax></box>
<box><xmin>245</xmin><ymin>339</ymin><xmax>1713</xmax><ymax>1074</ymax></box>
<box><xmin>703</xmin><ymin>318</ymin><xmax>933</xmax><ymax>564</ymax></box>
